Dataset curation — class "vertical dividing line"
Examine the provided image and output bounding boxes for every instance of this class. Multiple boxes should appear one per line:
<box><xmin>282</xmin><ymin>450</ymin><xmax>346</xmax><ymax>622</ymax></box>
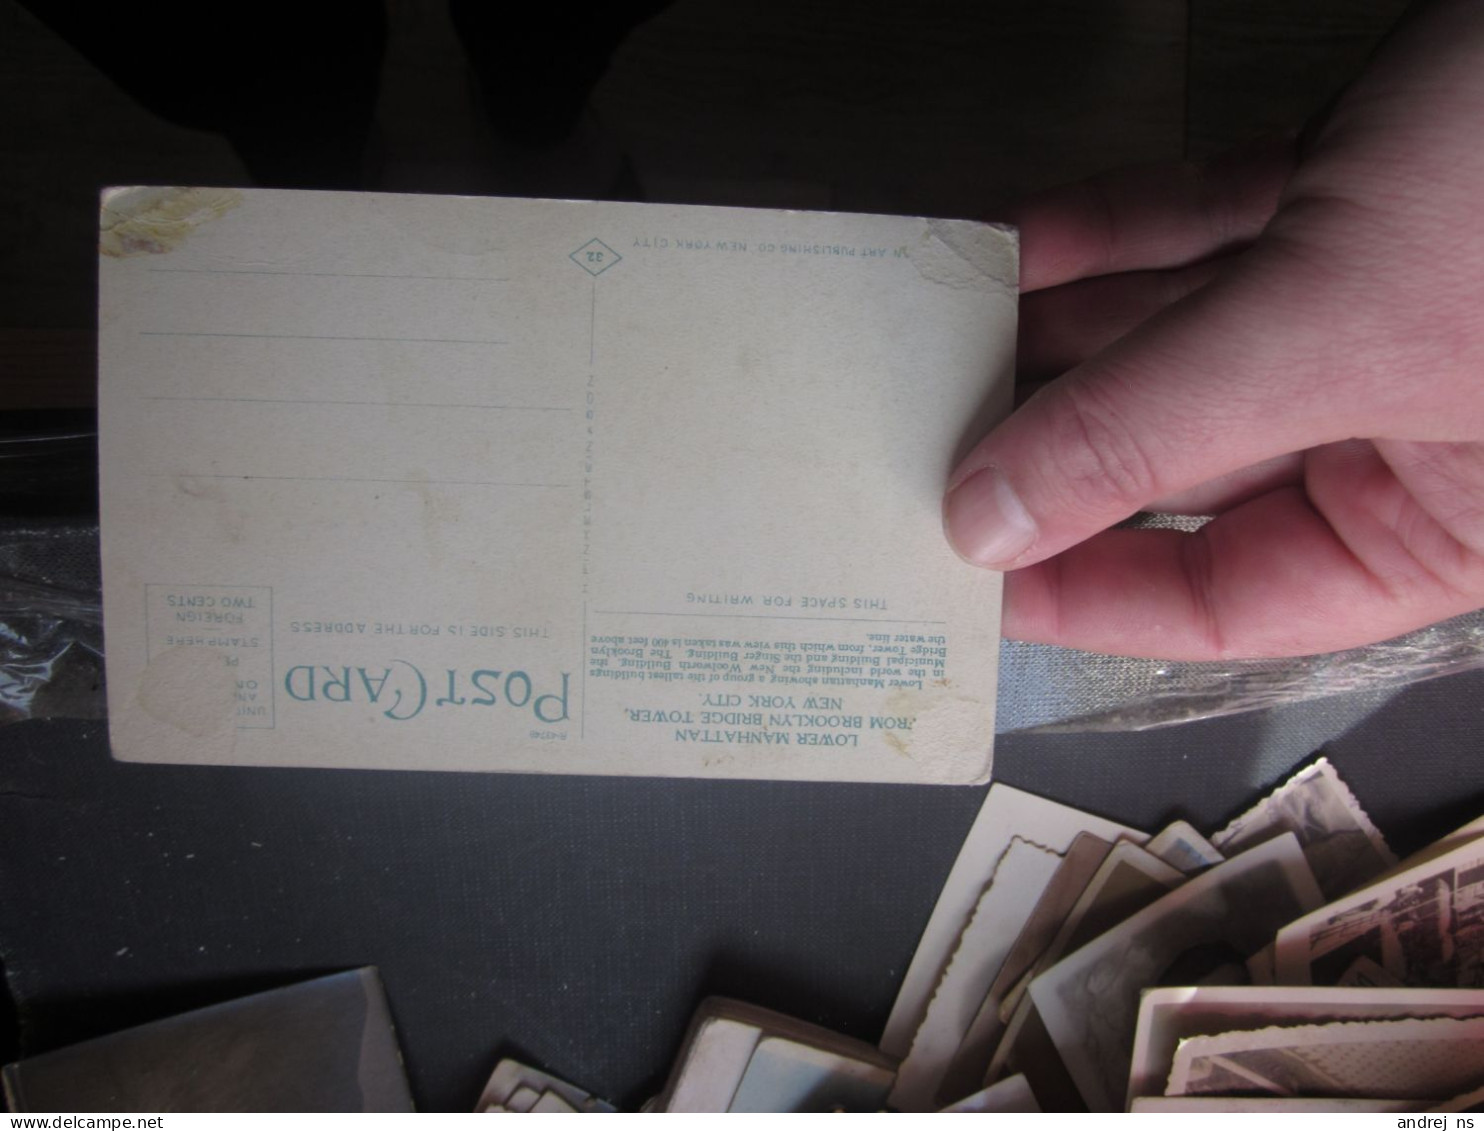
<box><xmin>583</xmin><ymin>277</ymin><xmax>597</xmax><ymax>738</ymax></box>
<box><xmin>268</xmin><ymin>586</ymin><xmax>276</xmax><ymax>730</ymax></box>
<box><xmin>581</xmin><ymin>600</ymin><xmax>588</xmax><ymax>739</ymax></box>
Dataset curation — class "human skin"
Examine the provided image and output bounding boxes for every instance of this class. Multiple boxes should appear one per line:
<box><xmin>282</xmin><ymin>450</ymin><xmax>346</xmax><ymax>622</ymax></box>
<box><xmin>942</xmin><ymin>0</ymin><xmax>1484</xmax><ymax>660</ymax></box>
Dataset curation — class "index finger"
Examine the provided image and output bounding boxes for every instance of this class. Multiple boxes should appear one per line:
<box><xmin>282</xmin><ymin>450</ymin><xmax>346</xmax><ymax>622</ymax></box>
<box><xmin>1014</xmin><ymin>137</ymin><xmax>1295</xmax><ymax>293</ymax></box>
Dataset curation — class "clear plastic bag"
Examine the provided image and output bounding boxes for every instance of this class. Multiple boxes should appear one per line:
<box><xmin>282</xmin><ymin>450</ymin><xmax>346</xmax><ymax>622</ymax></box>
<box><xmin>0</xmin><ymin>521</ymin><xmax>104</xmax><ymax>724</ymax></box>
<box><xmin>997</xmin><ymin>610</ymin><xmax>1484</xmax><ymax>733</ymax></box>
<box><xmin>994</xmin><ymin>511</ymin><xmax>1484</xmax><ymax>732</ymax></box>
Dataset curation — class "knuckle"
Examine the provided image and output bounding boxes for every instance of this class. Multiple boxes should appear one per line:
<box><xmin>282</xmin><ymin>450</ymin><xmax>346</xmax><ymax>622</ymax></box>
<box><xmin>1391</xmin><ymin>443</ymin><xmax>1484</xmax><ymax>571</ymax></box>
<box><xmin>1043</xmin><ymin>376</ymin><xmax>1161</xmax><ymax>519</ymax></box>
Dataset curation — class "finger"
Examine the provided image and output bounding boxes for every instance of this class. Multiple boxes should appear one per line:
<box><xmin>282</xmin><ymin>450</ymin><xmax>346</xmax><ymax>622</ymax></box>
<box><xmin>945</xmin><ymin>246</ymin><xmax>1367</xmax><ymax>571</ymax></box>
<box><xmin>1146</xmin><ymin>452</ymin><xmax>1304</xmax><ymax>515</ymax></box>
<box><xmin>1013</xmin><ymin>383</ymin><xmax>1303</xmax><ymax>511</ymax></box>
<box><xmin>1015</xmin><ymin>136</ymin><xmax>1295</xmax><ymax>293</ymax></box>
<box><xmin>1002</xmin><ymin>477</ymin><xmax>1484</xmax><ymax>660</ymax></box>
<box><xmin>1018</xmin><ymin>258</ymin><xmax>1225</xmax><ymax>381</ymax></box>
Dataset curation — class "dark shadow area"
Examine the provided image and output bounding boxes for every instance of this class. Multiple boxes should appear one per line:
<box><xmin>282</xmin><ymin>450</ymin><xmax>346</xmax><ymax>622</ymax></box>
<box><xmin>17</xmin><ymin>0</ymin><xmax>669</xmax><ymax>191</ymax></box>
<box><xmin>1323</xmin><ymin>668</ymin><xmax>1484</xmax><ymax>859</ymax></box>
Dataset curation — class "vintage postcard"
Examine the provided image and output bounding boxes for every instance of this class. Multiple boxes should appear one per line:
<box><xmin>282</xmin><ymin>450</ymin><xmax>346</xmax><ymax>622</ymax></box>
<box><xmin>889</xmin><ymin>837</ymin><xmax>1062</xmax><ymax>1112</ymax></box>
<box><xmin>986</xmin><ymin>833</ymin><xmax>1118</xmax><ymax>1009</ymax></box>
<box><xmin>1166</xmin><ymin>1017</ymin><xmax>1484</xmax><ymax>1100</ymax></box>
<box><xmin>880</xmin><ymin>786</ymin><xmax>1143</xmax><ymax>1058</ymax></box>
<box><xmin>98</xmin><ymin>188</ymin><xmax>1017</xmax><ymax>781</ymax></box>
<box><xmin>0</xmin><ymin>968</ymin><xmax>411</xmax><ymax>1113</ymax></box>
<box><xmin>658</xmin><ymin>1014</ymin><xmax>762</xmax><ymax>1113</ymax></box>
<box><xmin>475</xmin><ymin>1059</ymin><xmax>615</xmax><ymax>1113</ymax></box>
<box><xmin>1214</xmin><ymin>757</ymin><xmax>1396</xmax><ymax>899</ymax></box>
<box><xmin>1126</xmin><ymin>985</ymin><xmax>1484</xmax><ymax>1106</ymax></box>
<box><xmin>654</xmin><ymin>998</ymin><xmax>896</xmax><ymax>1113</ymax></box>
<box><xmin>937</xmin><ymin>832</ymin><xmax>1113</xmax><ymax>1103</ymax></box>
<box><xmin>1274</xmin><ymin>836</ymin><xmax>1484</xmax><ymax>987</ymax></box>
<box><xmin>975</xmin><ymin>838</ymin><xmax>1186</xmax><ymax>1096</ymax></box>
<box><xmin>727</xmin><ymin>1037</ymin><xmax>894</xmax><ymax>1113</ymax></box>
<box><xmin>1015</xmin><ymin>840</ymin><xmax>1186</xmax><ymax>1014</ymax></box>
<box><xmin>939</xmin><ymin>1074</ymin><xmax>1040</xmax><ymax>1113</ymax></box>
<box><xmin>981</xmin><ymin>1000</ymin><xmax>1085</xmax><ymax>1113</ymax></box>
<box><xmin>1028</xmin><ymin>834</ymin><xmax>1324</xmax><ymax>1113</ymax></box>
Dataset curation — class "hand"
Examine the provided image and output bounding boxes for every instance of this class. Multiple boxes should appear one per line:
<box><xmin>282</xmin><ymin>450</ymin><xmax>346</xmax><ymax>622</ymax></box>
<box><xmin>943</xmin><ymin>0</ymin><xmax>1484</xmax><ymax>660</ymax></box>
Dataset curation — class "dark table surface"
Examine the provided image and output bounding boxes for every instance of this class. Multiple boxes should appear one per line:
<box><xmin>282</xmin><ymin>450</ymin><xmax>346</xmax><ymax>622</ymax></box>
<box><xmin>3</xmin><ymin>662</ymin><xmax>1481</xmax><ymax>1111</ymax></box>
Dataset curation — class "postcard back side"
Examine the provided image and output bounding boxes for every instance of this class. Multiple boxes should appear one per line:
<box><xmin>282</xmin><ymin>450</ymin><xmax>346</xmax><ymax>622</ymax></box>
<box><xmin>98</xmin><ymin>189</ymin><xmax>1016</xmax><ymax>782</ymax></box>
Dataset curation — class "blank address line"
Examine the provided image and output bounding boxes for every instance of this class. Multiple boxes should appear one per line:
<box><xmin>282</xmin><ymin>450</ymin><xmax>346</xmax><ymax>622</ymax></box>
<box><xmin>157</xmin><ymin>474</ymin><xmax>571</xmax><ymax>488</ymax></box>
<box><xmin>149</xmin><ymin>267</ymin><xmax>510</xmax><ymax>282</ymax></box>
<box><xmin>140</xmin><ymin>331</ymin><xmax>507</xmax><ymax>344</ymax></box>
<box><xmin>145</xmin><ymin>395</ymin><xmax>569</xmax><ymax>412</ymax></box>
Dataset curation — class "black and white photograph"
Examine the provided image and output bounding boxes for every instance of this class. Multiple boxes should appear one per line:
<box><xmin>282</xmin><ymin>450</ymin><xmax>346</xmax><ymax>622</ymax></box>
<box><xmin>1028</xmin><ymin>833</ymin><xmax>1324</xmax><ymax>1112</ymax></box>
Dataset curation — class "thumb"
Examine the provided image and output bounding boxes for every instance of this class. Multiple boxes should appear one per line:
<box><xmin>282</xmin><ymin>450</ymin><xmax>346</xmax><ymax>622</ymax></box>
<box><xmin>943</xmin><ymin>253</ymin><xmax>1357</xmax><ymax>569</ymax></box>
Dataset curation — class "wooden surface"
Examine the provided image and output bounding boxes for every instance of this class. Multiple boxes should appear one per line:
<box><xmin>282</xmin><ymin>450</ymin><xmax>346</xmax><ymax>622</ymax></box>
<box><xmin>0</xmin><ymin>0</ymin><xmax>1412</xmax><ymax>409</ymax></box>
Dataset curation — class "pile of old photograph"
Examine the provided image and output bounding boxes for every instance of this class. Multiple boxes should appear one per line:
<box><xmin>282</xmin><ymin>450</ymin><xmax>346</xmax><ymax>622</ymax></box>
<box><xmin>481</xmin><ymin>756</ymin><xmax>1484</xmax><ymax>1113</ymax></box>
<box><xmin>15</xmin><ymin>757</ymin><xmax>1482</xmax><ymax>1112</ymax></box>
<box><xmin>877</xmin><ymin>757</ymin><xmax>1484</xmax><ymax>1113</ymax></box>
